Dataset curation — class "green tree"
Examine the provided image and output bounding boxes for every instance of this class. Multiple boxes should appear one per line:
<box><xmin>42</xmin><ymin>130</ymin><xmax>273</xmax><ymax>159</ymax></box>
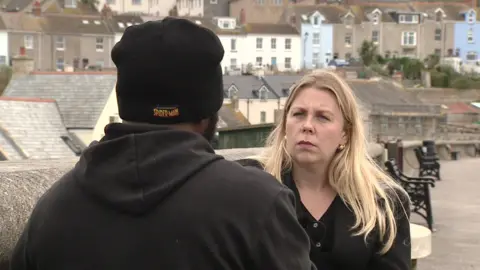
<box><xmin>358</xmin><ymin>40</ymin><xmax>378</xmax><ymax>67</ymax></box>
<box><xmin>81</xmin><ymin>0</ymin><xmax>98</xmax><ymax>8</ymax></box>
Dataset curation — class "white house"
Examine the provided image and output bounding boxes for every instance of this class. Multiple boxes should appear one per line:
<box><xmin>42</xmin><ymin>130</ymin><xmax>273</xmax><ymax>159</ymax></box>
<box><xmin>177</xmin><ymin>0</ymin><xmax>204</xmax><ymax>17</ymax></box>
<box><xmin>199</xmin><ymin>17</ymin><xmax>301</xmax><ymax>74</ymax></box>
<box><xmin>98</xmin><ymin>0</ymin><xmax>175</xmax><ymax>15</ymax></box>
<box><xmin>243</xmin><ymin>23</ymin><xmax>301</xmax><ymax>72</ymax></box>
<box><xmin>0</xmin><ymin>21</ymin><xmax>8</xmax><ymax>66</ymax></box>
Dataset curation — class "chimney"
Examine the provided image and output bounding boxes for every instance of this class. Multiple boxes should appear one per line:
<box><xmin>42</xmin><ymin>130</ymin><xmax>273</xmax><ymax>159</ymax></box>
<box><xmin>12</xmin><ymin>46</ymin><xmax>35</xmax><ymax>78</ymax></box>
<box><xmin>101</xmin><ymin>4</ymin><xmax>113</xmax><ymax>19</ymax></box>
<box><xmin>32</xmin><ymin>0</ymin><xmax>41</xmax><ymax>16</ymax></box>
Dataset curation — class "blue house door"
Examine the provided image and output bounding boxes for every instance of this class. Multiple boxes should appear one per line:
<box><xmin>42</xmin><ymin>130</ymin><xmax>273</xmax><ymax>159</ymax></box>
<box><xmin>271</xmin><ymin>57</ymin><xmax>277</xmax><ymax>67</ymax></box>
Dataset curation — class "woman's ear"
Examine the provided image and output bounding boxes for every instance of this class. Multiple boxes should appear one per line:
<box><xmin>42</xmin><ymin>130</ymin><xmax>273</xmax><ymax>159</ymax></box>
<box><xmin>340</xmin><ymin>131</ymin><xmax>348</xmax><ymax>145</ymax></box>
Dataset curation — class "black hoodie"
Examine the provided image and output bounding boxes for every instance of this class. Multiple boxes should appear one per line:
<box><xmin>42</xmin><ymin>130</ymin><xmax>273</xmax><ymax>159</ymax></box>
<box><xmin>9</xmin><ymin>123</ymin><xmax>316</xmax><ymax>270</ymax></box>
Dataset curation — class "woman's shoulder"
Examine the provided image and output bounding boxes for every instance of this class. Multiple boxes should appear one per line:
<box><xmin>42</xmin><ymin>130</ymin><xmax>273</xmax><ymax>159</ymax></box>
<box><xmin>235</xmin><ymin>158</ymin><xmax>265</xmax><ymax>170</ymax></box>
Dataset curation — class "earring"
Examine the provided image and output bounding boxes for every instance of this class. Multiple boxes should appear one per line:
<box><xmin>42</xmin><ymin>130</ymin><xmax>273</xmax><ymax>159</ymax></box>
<box><xmin>338</xmin><ymin>144</ymin><xmax>345</xmax><ymax>150</ymax></box>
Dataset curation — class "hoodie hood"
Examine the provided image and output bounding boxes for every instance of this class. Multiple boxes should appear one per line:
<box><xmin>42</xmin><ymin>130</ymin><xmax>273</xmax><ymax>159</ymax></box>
<box><xmin>74</xmin><ymin>123</ymin><xmax>223</xmax><ymax>215</ymax></box>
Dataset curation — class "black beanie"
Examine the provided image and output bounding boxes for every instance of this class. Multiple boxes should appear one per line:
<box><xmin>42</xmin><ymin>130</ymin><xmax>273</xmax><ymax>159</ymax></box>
<box><xmin>111</xmin><ymin>17</ymin><xmax>225</xmax><ymax>125</ymax></box>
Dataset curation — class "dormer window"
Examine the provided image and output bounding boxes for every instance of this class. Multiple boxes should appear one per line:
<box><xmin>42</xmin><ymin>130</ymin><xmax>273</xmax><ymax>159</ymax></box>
<box><xmin>372</xmin><ymin>13</ymin><xmax>379</xmax><ymax>25</ymax></box>
<box><xmin>218</xmin><ymin>18</ymin><xmax>236</xmax><ymax>29</ymax></box>
<box><xmin>344</xmin><ymin>15</ymin><xmax>354</xmax><ymax>27</ymax></box>
<box><xmin>228</xmin><ymin>85</ymin><xmax>238</xmax><ymax>98</ymax></box>
<box><xmin>467</xmin><ymin>10</ymin><xmax>476</xmax><ymax>24</ymax></box>
<box><xmin>259</xmin><ymin>86</ymin><xmax>268</xmax><ymax>101</ymax></box>
<box><xmin>399</xmin><ymin>14</ymin><xmax>419</xmax><ymax>24</ymax></box>
<box><xmin>313</xmin><ymin>16</ymin><xmax>319</xmax><ymax>25</ymax></box>
<box><xmin>435</xmin><ymin>12</ymin><xmax>443</xmax><ymax>22</ymax></box>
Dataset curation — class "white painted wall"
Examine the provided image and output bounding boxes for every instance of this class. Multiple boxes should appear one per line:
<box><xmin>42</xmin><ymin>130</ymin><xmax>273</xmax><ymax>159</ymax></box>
<box><xmin>98</xmin><ymin>0</ymin><xmax>175</xmax><ymax>15</ymax></box>
<box><xmin>244</xmin><ymin>34</ymin><xmax>301</xmax><ymax>71</ymax></box>
<box><xmin>218</xmin><ymin>34</ymin><xmax>245</xmax><ymax>73</ymax></box>
<box><xmin>225</xmin><ymin>98</ymin><xmax>280</xmax><ymax>125</ymax></box>
<box><xmin>0</xmin><ymin>31</ymin><xmax>9</xmax><ymax>66</ymax></box>
<box><xmin>177</xmin><ymin>0</ymin><xmax>204</xmax><ymax>17</ymax></box>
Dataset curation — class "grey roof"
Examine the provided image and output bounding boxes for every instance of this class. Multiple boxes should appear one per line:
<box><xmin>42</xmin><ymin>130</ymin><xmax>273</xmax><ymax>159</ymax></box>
<box><xmin>4</xmin><ymin>73</ymin><xmax>117</xmax><ymax>129</ymax></box>
<box><xmin>0</xmin><ymin>97</ymin><xmax>77</xmax><ymax>160</ymax></box>
<box><xmin>262</xmin><ymin>75</ymin><xmax>302</xmax><ymax>97</ymax></box>
<box><xmin>218</xmin><ymin>104</ymin><xmax>250</xmax><ymax>128</ymax></box>
<box><xmin>347</xmin><ymin>79</ymin><xmax>440</xmax><ymax>114</ymax></box>
<box><xmin>106</xmin><ymin>15</ymin><xmax>144</xmax><ymax>33</ymax></box>
<box><xmin>223</xmin><ymin>75</ymin><xmax>278</xmax><ymax>99</ymax></box>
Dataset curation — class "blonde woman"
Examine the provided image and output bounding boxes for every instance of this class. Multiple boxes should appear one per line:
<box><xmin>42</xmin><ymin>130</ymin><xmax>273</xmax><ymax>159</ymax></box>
<box><xmin>238</xmin><ymin>70</ymin><xmax>411</xmax><ymax>269</ymax></box>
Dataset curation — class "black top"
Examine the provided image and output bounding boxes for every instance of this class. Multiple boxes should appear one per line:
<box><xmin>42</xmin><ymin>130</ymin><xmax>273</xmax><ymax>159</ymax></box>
<box><xmin>236</xmin><ymin>158</ymin><xmax>412</xmax><ymax>270</ymax></box>
<box><xmin>283</xmin><ymin>172</ymin><xmax>337</xmax><ymax>269</ymax></box>
<box><xmin>9</xmin><ymin>123</ymin><xmax>316</xmax><ymax>270</ymax></box>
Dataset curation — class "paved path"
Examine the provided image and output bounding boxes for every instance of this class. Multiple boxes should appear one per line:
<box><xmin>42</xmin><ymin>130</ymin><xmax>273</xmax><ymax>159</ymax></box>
<box><xmin>411</xmin><ymin>159</ymin><xmax>480</xmax><ymax>270</ymax></box>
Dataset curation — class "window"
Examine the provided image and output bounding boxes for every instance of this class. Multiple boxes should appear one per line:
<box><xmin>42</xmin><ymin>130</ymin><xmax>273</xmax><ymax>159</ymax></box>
<box><xmin>96</xmin><ymin>37</ymin><xmax>104</xmax><ymax>52</ymax></box>
<box><xmin>467</xmin><ymin>29</ymin><xmax>474</xmax><ymax>44</ymax></box>
<box><xmin>132</xmin><ymin>0</ymin><xmax>141</xmax><ymax>5</ymax></box>
<box><xmin>0</xmin><ymin>56</ymin><xmax>6</xmax><ymax>65</ymax></box>
<box><xmin>259</xmin><ymin>87</ymin><xmax>268</xmax><ymax>101</ymax></box>
<box><xmin>64</xmin><ymin>0</ymin><xmax>76</xmax><ymax>8</ymax></box>
<box><xmin>106</xmin><ymin>0</ymin><xmax>115</xmax><ymax>4</ymax></box>
<box><xmin>222</xmin><ymin>20</ymin><xmax>230</xmax><ymax>28</ymax></box>
<box><xmin>255</xmin><ymin>0</ymin><xmax>264</xmax><ymax>4</ymax></box>
<box><xmin>399</xmin><ymin>14</ymin><xmax>419</xmax><ymax>24</ymax></box>
<box><xmin>271</xmin><ymin>38</ymin><xmax>276</xmax><ymax>49</ymax></box>
<box><xmin>256</xmin><ymin>57</ymin><xmax>262</xmax><ymax>66</ymax></box>
<box><xmin>273</xmin><ymin>0</ymin><xmax>282</xmax><ymax>5</ymax></box>
<box><xmin>435</xmin><ymin>29</ymin><xmax>441</xmax><ymax>41</ymax></box>
<box><xmin>435</xmin><ymin>11</ymin><xmax>443</xmax><ymax>22</ymax></box>
<box><xmin>345</xmin><ymin>33</ymin><xmax>352</xmax><ymax>46</ymax></box>
<box><xmin>256</xmin><ymin>38</ymin><xmax>263</xmax><ymax>49</ymax></box>
<box><xmin>24</xmin><ymin>35</ymin><xmax>33</xmax><ymax>49</ymax></box>
<box><xmin>312</xmin><ymin>33</ymin><xmax>320</xmax><ymax>45</ymax></box>
<box><xmin>55</xmin><ymin>36</ymin><xmax>65</xmax><ymax>51</ymax></box>
<box><xmin>313</xmin><ymin>16</ymin><xmax>319</xmax><ymax>25</ymax></box>
<box><xmin>344</xmin><ymin>15</ymin><xmax>353</xmax><ymax>27</ymax></box>
<box><xmin>96</xmin><ymin>59</ymin><xmax>104</xmax><ymax>68</ymax></box>
<box><xmin>73</xmin><ymin>57</ymin><xmax>80</xmax><ymax>69</ymax></box>
<box><xmin>285</xmin><ymin>57</ymin><xmax>291</xmax><ymax>69</ymax></box>
<box><xmin>56</xmin><ymin>57</ymin><xmax>65</xmax><ymax>71</ymax></box>
<box><xmin>231</xmin><ymin>39</ymin><xmax>236</xmax><ymax>51</ymax></box>
<box><xmin>210</xmin><ymin>0</ymin><xmax>217</xmax><ymax>3</ymax></box>
<box><xmin>372</xmin><ymin>30</ymin><xmax>379</xmax><ymax>43</ymax></box>
<box><xmin>434</xmin><ymin>49</ymin><xmax>441</xmax><ymax>55</ymax></box>
<box><xmin>312</xmin><ymin>52</ymin><xmax>319</xmax><ymax>66</ymax></box>
<box><xmin>260</xmin><ymin>111</ymin><xmax>266</xmax><ymax>123</ymax></box>
<box><xmin>372</xmin><ymin>13</ymin><xmax>379</xmax><ymax>25</ymax></box>
<box><xmin>467</xmin><ymin>10</ymin><xmax>476</xmax><ymax>24</ymax></box>
<box><xmin>285</xmin><ymin>38</ymin><xmax>291</xmax><ymax>50</ymax></box>
<box><xmin>401</xmin><ymin>31</ymin><xmax>416</xmax><ymax>46</ymax></box>
<box><xmin>230</xmin><ymin>58</ymin><xmax>237</xmax><ymax>69</ymax></box>
<box><xmin>466</xmin><ymin>51</ymin><xmax>478</xmax><ymax>61</ymax></box>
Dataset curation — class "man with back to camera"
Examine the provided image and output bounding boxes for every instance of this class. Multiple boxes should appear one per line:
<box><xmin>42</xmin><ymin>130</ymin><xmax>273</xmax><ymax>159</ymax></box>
<box><xmin>9</xmin><ymin>17</ymin><xmax>317</xmax><ymax>270</ymax></box>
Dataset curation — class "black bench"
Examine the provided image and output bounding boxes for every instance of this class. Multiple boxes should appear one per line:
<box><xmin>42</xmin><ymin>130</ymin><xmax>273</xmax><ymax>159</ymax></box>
<box><xmin>413</xmin><ymin>147</ymin><xmax>441</xmax><ymax>181</ymax></box>
<box><xmin>385</xmin><ymin>158</ymin><xmax>436</xmax><ymax>231</ymax></box>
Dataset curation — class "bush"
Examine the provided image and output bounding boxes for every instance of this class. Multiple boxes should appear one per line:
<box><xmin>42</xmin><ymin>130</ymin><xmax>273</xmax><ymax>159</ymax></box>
<box><xmin>430</xmin><ymin>71</ymin><xmax>449</xmax><ymax>87</ymax></box>
<box><xmin>369</xmin><ymin>63</ymin><xmax>389</xmax><ymax>77</ymax></box>
<box><xmin>451</xmin><ymin>77</ymin><xmax>472</xmax><ymax>89</ymax></box>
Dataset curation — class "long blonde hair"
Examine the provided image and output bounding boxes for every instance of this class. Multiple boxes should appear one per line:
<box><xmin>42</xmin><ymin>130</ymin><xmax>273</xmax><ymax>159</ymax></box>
<box><xmin>257</xmin><ymin>70</ymin><xmax>408</xmax><ymax>254</ymax></box>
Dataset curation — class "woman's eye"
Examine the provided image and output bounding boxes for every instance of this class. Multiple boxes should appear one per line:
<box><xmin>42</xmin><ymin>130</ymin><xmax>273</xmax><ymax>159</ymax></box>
<box><xmin>293</xmin><ymin>112</ymin><xmax>303</xmax><ymax>117</ymax></box>
<box><xmin>317</xmin><ymin>115</ymin><xmax>330</xmax><ymax>121</ymax></box>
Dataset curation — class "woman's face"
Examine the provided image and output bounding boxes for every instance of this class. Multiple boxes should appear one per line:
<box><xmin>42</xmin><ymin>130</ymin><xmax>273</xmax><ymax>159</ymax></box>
<box><xmin>285</xmin><ymin>87</ymin><xmax>347</xmax><ymax>165</ymax></box>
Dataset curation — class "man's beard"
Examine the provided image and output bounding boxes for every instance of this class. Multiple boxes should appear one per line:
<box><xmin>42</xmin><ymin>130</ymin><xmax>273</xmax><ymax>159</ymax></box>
<box><xmin>202</xmin><ymin>113</ymin><xmax>219</xmax><ymax>143</ymax></box>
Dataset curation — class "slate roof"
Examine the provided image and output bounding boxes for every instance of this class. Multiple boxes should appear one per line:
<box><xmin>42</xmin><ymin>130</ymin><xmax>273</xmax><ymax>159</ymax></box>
<box><xmin>0</xmin><ymin>97</ymin><xmax>77</xmax><ymax>160</ymax></box>
<box><xmin>293</xmin><ymin>5</ymin><xmax>353</xmax><ymax>24</ymax></box>
<box><xmin>218</xmin><ymin>103</ymin><xmax>250</xmax><ymax>128</ymax></box>
<box><xmin>223</xmin><ymin>75</ymin><xmax>278</xmax><ymax>99</ymax></box>
<box><xmin>262</xmin><ymin>75</ymin><xmax>302</xmax><ymax>97</ymax></box>
<box><xmin>4</xmin><ymin>72</ymin><xmax>117</xmax><ymax>129</ymax></box>
<box><xmin>346</xmin><ymin>79</ymin><xmax>440</xmax><ymax>114</ymax></box>
<box><xmin>351</xmin><ymin>3</ymin><xmax>415</xmax><ymax>23</ymax></box>
<box><xmin>106</xmin><ymin>15</ymin><xmax>144</xmax><ymax>33</ymax></box>
<box><xmin>42</xmin><ymin>14</ymin><xmax>112</xmax><ymax>35</ymax></box>
<box><xmin>409</xmin><ymin>2</ymin><xmax>473</xmax><ymax>21</ymax></box>
<box><xmin>0</xmin><ymin>12</ymin><xmax>44</xmax><ymax>32</ymax></box>
<box><xmin>244</xmin><ymin>23</ymin><xmax>298</xmax><ymax>35</ymax></box>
